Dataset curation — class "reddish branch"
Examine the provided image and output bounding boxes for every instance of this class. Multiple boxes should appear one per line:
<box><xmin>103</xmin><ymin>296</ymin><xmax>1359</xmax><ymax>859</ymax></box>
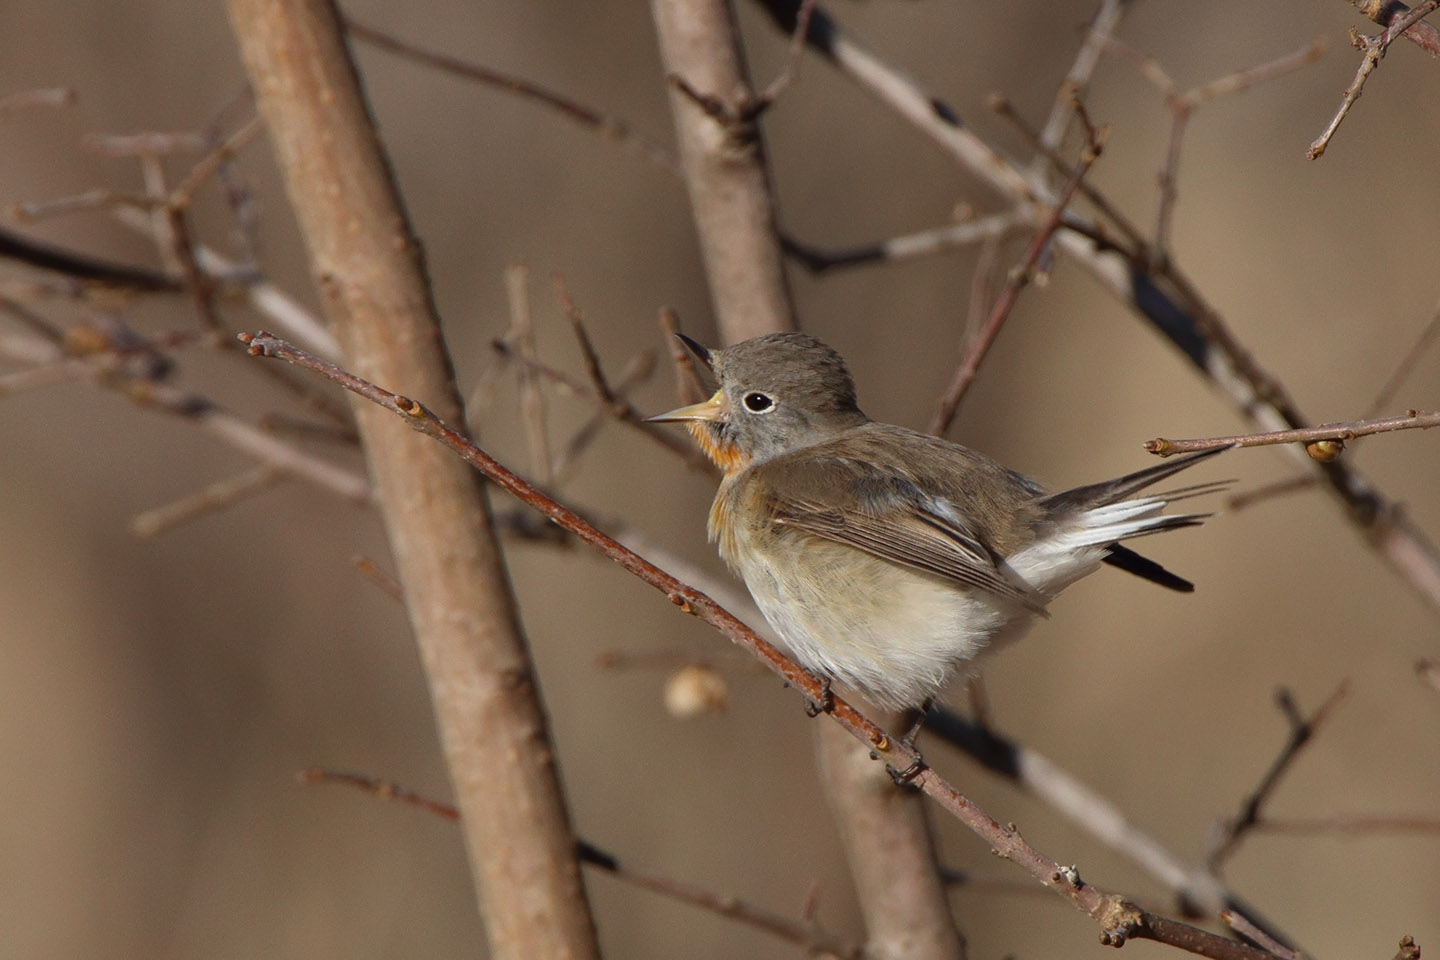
<box><xmin>928</xmin><ymin>101</ymin><xmax>1103</xmax><ymax>437</ymax></box>
<box><xmin>243</xmin><ymin>330</ymin><xmax>1288</xmax><ymax>960</ymax></box>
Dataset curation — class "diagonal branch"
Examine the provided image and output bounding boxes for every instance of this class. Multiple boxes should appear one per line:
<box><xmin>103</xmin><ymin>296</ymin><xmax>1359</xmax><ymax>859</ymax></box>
<box><xmin>242</xmin><ymin>329</ymin><xmax>1287</xmax><ymax>960</ymax></box>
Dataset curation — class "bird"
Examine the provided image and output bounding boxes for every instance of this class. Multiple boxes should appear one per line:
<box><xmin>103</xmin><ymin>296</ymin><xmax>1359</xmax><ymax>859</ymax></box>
<box><xmin>649</xmin><ymin>331</ymin><xmax>1227</xmax><ymax>717</ymax></box>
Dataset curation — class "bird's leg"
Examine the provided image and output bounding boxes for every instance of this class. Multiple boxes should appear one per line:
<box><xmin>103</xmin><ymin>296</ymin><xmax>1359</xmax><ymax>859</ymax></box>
<box><xmin>900</xmin><ymin>698</ymin><xmax>933</xmax><ymax>751</ymax></box>
<box><xmin>803</xmin><ymin>674</ymin><xmax>834</xmax><ymax>717</ymax></box>
<box><xmin>885</xmin><ymin>698</ymin><xmax>933</xmax><ymax>784</ymax></box>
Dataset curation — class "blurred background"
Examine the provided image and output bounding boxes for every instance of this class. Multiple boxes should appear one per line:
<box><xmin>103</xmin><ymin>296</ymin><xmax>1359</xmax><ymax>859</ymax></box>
<box><xmin>1</xmin><ymin>1</ymin><xmax>1437</xmax><ymax>957</ymax></box>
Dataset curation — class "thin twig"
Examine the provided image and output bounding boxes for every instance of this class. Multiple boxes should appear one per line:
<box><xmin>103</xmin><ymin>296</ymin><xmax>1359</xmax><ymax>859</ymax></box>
<box><xmin>110</xmin><ymin>205</ymin><xmax>341</xmax><ymax>358</ymax></box>
<box><xmin>927</xmin><ymin>100</ymin><xmax>1104</xmax><ymax>437</ymax></box>
<box><xmin>554</xmin><ymin>276</ymin><xmax>614</xmax><ymax>405</ymax></box>
<box><xmin>1225</xmin><ymin>475</ymin><xmax>1318</xmax><ymax>512</ymax></box>
<box><xmin>1221</xmin><ymin>911</ymin><xmax>1305</xmax><ymax>960</ymax></box>
<box><xmin>12</xmin><ymin>188</ymin><xmax>159</xmax><ymax>221</ymax></box>
<box><xmin>1154</xmin><ymin>39</ymin><xmax>1326</xmax><ymax>258</ymax></box>
<box><xmin>1145</xmin><ymin>410</ymin><xmax>1440</xmax><ymax>456</ymax></box>
<box><xmin>299</xmin><ymin>767</ymin><xmax>458</xmax><ymax>819</ymax></box>
<box><xmin>0</xmin><ymin>86</ymin><xmax>76</xmax><ymax>114</ymax></box>
<box><xmin>0</xmin><ymin>300</ymin><xmax>370</xmax><ymax>503</ymax></box>
<box><xmin>1367</xmin><ymin>300</ymin><xmax>1440</xmax><ymax>417</ymax></box>
<box><xmin>243</xmin><ymin>330</ymin><xmax>1284</xmax><ymax>960</ymax></box>
<box><xmin>990</xmin><ymin>95</ymin><xmax>1146</xmax><ymax>251</ymax></box>
<box><xmin>783</xmin><ymin>212</ymin><xmax>1021</xmax><ymax>274</ymax></box>
<box><xmin>490</xmin><ymin>338</ymin><xmax>706</xmax><ymax>466</ymax></box>
<box><xmin>750</xmin><ymin>0</ymin><xmax>817</xmax><ymax>114</ymax></box>
<box><xmin>344</xmin><ymin>17</ymin><xmax>677</xmax><ymax>173</ymax></box>
<box><xmin>84</xmin><ymin>131</ymin><xmax>211</xmax><ymax>155</ymax></box>
<box><xmin>168</xmin><ymin>114</ymin><xmax>266</xmax><ymax>209</ymax></box>
<box><xmin>1309</xmin><ymin>1</ymin><xmax>1440</xmax><ymax>159</ymax></box>
<box><xmin>1036</xmin><ymin>0</ymin><xmax>1125</xmax><ymax>154</ymax></box>
<box><xmin>504</xmin><ymin>264</ymin><xmax>553</xmax><ymax>484</ymax></box>
<box><xmin>351</xmin><ymin>555</ymin><xmax>405</xmax><ymax>601</ymax></box>
<box><xmin>552</xmin><ymin>351</ymin><xmax>656</xmax><ymax>480</ymax></box>
<box><xmin>300</xmin><ymin>766</ymin><xmax>860</xmax><ymax>958</ymax></box>
<box><xmin>131</xmin><ymin>466</ymin><xmax>284</xmax><ymax>537</ymax></box>
<box><xmin>1349</xmin><ymin>0</ymin><xmax>1440</xmax><ymax>55</ymax></box>
<box><xmin>1206</xmin><ymin>682</ymin><xmax>1351</xmax><ymax>870</ymax></box>
<box><xmin>925</xmin><ymin>706</ymin><xmax>1297</xmax><ymax>949</ymax></box>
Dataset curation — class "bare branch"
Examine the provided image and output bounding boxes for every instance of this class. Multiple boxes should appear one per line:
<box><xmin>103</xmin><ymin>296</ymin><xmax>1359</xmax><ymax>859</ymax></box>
<box><xmin>751</xmin><ymin>0</ymin><xmax>1440</xmax><ymax>613</ymax></box>
<box><xmin>242</xmin><ymin>330</ymin><xmax>1287</xmax><ymax>960</ymax></box>
<box><xmin>928</xmin><ymin>101</ymin><xmax>1103</xmax><ymax>437</ymax></box>
<box><xmin>1221</xmin><ymin>911</ymin><xmax>1306</xmax><ymax>960</ymax></box>
<box><xmin>1310</xmin><ymin>2</ymin><xmax>1440</xmax><ymax>159</ymax></box>
<box><xmin>224</xmin><ymin>2</ymin><xmax>601</xmax><ymax>953</ymax></box>
<box><xmin>1145</xmin><ymin>410</ymin><xmax>1440</xmax><ymax>457</ymax></box>
<box><xmin>344</xmin><ymin>17</ymin><xmax>678</xmax><ymax>173</ymax></box>
<box><xmin>784</xmin><ymin>212</ymin><xmax>1021</xmax><ymax>274</ymax></box>
<box><xmin>1348</xmin><ymin>0</ymin><xmax>1440</xmax><ymax>55</ymax></box>
<box><xmin>301</xmin><ymin>767</ymin><xmax>862</xmax><ymax>958</ymax></box>
<box><xmin>131</xmin><ymin>466</ymin><xmax>285</xmax><ymax>537</ymax></box>
<box><xmin>0</xmin><ymin>86</ymin><xmax>76</xmax><ymax>114</ymax></box>
<box><xmin>503</xmin><ymin>263</ymin><xmax>553</xmax><ymax>484</ymax></box>
<box><xmin>1206</xmin><ymin>683</ymin><xmax>1351</xmax><ymax>870</ymax></box>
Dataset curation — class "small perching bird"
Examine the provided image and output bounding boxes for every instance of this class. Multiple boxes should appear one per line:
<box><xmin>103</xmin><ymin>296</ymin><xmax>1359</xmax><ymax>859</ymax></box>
<box><xmin>651</xmin><ymin>332</ymin><xmax>1227</xmax><ymax>714</ymax></box>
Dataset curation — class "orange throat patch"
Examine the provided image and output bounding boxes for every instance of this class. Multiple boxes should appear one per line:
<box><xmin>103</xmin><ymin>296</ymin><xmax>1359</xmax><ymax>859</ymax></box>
<box><xmin>686</xmin><ymin>420</ymin><xmax>749</xmax><ymax>474</ymax></box>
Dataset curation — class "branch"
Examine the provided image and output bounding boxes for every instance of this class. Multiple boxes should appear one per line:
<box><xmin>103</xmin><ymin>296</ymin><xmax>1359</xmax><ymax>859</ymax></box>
<box><xmin>1310</xmin><ymin>1</ymin><xmax>1440</xmax><ymax>158</ymax></box>
<box><xmin>925</xmin><ymin>707</ymin><xmax>1297</xmax><ymax>949</ymax></box>
<box><xmin>344</xmin><ymin>17</ymin><xmax>678</xmax><ymax>173</ymax></box>
<box><xmin>1205</xmin><ymin>683</ymin><xmax>1351</xmax><ymax>870</ymax></box>
<box><xmin>223</xmin><ymin>2</ymin><xmax>601</xmax><ymax>956</ymax></box>
<box><xmin>751</xmin><ymin>0</ymin><xmax>1440</xmax><ymax>614</ymax></box>
<box><xmin>1145</xmin><ymin>411</ymin><xmax>1440</xmax><ymax>457</ymax></box>
<box><xmin>1348</xmin><ymin>0</ymin><xmax>1440</xmax><ymax>55</ymax></box>
<box><xmin>300</xmin><ymin>767</ymin><xmax>862</xmax><ymax>958</ymax></box>
<box><xmin>242</xmin><ymin>330</ymin><xmax>1287</xmax><ymax>960</ymax></box>
<box><xmin>928</xmin><ymin>102</ymin><xmax>1103</xmax><ymax>436</ymax></box>
<box><xmin>652</xmin><ymin>0</ymin><xmax>798</xmax><ymax>341</ymax></box>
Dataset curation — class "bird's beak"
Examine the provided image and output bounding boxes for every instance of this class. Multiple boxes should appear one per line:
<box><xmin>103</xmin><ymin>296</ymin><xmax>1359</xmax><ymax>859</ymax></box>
<box><xmin>675</xmin><ymin>333</ymin><xmax>714</xmax><ymax>372</ymax></box>
<box><xmin>647</xmin><ymin>389</ymin><xmax>728</xmax><ymax>423</ymax></box>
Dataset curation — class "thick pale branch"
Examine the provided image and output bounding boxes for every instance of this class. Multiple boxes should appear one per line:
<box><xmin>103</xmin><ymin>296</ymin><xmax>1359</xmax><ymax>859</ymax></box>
<box><xmin>223</xmin><ymin>2</ymin><xmax>600</xmax><ymax>957</ymax></box>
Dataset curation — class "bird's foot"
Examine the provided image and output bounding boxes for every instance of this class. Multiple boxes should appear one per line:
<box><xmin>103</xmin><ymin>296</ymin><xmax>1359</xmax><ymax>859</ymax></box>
<box><xmin>885</xmin><ymin>753</ymin><xmax>928</xmax><ymax>785</ymax></box>
<box><xmin>803</xmin><ymin>676</ymin><xmax>834</xmax><ymax>717</ymax></box>
<box><xmin>885</xmin><ymin>699</ymin><xmax>934</xmax><ymax>785</ymax></box>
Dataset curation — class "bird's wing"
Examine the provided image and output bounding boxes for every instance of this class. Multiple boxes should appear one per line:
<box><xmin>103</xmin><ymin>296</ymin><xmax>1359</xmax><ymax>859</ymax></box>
<box><xmin>754</xmin><ymin>455</ymin><xmax>1047</xmax><ymax>612</ymax></box>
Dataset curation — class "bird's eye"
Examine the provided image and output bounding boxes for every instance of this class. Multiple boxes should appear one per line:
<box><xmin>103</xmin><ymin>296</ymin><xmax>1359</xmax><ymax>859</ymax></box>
<box><xmin>743</xmin><ymin>391</ymin><xmax>775</xmax><ymax>413</ymax></box>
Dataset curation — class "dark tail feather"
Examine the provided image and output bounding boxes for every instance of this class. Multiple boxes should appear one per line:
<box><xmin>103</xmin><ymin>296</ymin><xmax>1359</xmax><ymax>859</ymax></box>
<box><xmin>1103</xmin><ymin>544</ymin><xmax>1194</xmax><ymax>592</ymax></box>
<box><xmin>1039</xmin><ymin>446</ymin><xmax>1229</xmax><ymax>517</ymax></box>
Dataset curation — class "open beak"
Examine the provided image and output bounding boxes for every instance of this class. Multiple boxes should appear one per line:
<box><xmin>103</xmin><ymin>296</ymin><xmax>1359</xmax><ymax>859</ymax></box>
<box><xmin>647</xmin><ymin>389</ymin><xmax>728</xmax><ymax>423</ymax></box>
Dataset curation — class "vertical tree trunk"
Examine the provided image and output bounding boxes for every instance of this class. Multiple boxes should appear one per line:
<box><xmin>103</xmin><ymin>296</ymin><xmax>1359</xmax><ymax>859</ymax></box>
<box><xmin>223</xmin><ymin>2</ymin><xmax>602</xmax><ymax>957</ymax></box>
<box><xmin>650</xmin><ymin>2</ymin><xmax>963</xmax><ymax>955</ymax></box>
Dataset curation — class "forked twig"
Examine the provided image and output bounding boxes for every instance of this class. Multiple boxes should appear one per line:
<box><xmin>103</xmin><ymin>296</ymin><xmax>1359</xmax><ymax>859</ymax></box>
<box><xmin>1309</xmin><ymin>1</ymin><xmax>1440</xmax><ymax>158</ymax></box>
<box><xmin>927</xmin><ymin>99</ymin><xmax>1104</xmax><ymax>437</ymax></box>
<box><xmin>1205</xmin><ymin>682</ymin><xmax>1351</xmax><ymax>870</ymax></box>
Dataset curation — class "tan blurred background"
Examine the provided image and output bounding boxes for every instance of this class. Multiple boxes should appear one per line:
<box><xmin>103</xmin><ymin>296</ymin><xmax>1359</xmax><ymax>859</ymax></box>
<box><xmin>1</xmin><ymin>1</ymin><xmax>1437</xmax><ymax>957</ymax></box>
